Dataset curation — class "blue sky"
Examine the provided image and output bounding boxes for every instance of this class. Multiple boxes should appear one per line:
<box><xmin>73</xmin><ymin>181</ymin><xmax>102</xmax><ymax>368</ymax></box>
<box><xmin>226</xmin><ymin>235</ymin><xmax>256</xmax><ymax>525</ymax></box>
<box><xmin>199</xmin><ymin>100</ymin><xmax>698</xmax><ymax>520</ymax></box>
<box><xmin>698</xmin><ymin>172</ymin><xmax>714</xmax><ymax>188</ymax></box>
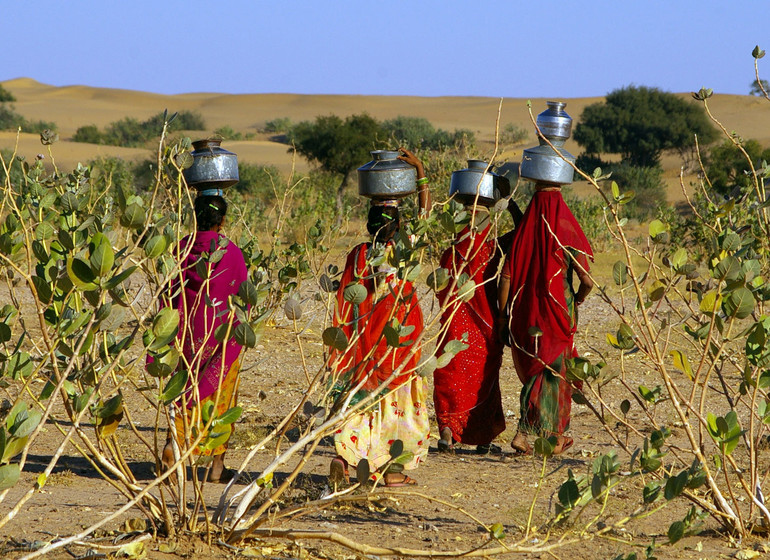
<box><xmin>2</xmin><ymin>1</ymin><xmax>767</xmax><ymax>98</ymax></box>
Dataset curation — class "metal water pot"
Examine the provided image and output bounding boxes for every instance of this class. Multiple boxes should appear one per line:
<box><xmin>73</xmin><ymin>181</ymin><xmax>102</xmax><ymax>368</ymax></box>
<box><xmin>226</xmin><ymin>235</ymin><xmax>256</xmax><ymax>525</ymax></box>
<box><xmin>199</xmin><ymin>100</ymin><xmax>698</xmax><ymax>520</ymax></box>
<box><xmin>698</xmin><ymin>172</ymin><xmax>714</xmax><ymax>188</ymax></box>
<box><xmin>520</xmin><ymin>101</ymin><xmax>576</xmax><ymax>185</ymax></box>
<box><xmin>183</xmin><ymin>139</ymin><xmax>239</xmax><ymax>190</ymax></box>
<box><xmin>449</xmin><ymin>160</ymin><xmax>510</xmax><ymax>206</ymax></box>
<box><xmin>357</xmin><ymin>150</ymin><xmax>417</xmax><ymax>199</ymax></box>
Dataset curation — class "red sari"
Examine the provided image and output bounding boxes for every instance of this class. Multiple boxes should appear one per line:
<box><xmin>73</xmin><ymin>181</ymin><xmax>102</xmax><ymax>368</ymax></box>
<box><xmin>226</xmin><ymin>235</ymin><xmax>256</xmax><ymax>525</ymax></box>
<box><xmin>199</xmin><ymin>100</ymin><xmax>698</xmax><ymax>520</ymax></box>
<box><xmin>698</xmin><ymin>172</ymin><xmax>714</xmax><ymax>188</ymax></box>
<box><xmin>433</xmin><ymin>223</ymin><xmax>506</xmax><ymax>445</ymax></box>
<box><xmin>504</xmin><ymin>190</ymin><xmax>592</xmax><ymax>436</ymax></box>
<box><xmin>329</xmin><ymin>242</ymin><xmax>429</xmax><ymax>470</ymax></box>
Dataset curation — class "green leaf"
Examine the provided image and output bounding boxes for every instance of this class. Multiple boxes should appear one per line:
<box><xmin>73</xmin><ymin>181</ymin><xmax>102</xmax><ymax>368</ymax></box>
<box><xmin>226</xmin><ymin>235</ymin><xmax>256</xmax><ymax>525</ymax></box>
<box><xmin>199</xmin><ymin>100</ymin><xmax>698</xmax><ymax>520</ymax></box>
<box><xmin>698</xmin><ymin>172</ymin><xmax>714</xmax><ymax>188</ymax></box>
<box><xmin>96</xmin><ymin>394</ymin><xmax>123</xmax><ymax>419</ymax></box>
<box><xmin>233</xmin><ymin>323</ymin><xmax>258</xmax><ymax>348</ymax></box>
<box><xmin>7</xmin><ymin>352</ymin><xmax>34</xmax><ymax>380</ymax></box>
<box><xmin>389</xmin><ymin>439</ymin><xmax>404</xmax><ymax>459</ymax></box>
<box><xmin>643</xmin><ymin>480</ymin><xmax>661</xmax><ymax>503</ymax></box>
<box><xmin>722</xmin><ymin>287</ymin><xmax>754</xmax><ymax>319</ymax></box>
<box><xmin>89</xmin><ymin>233</ymin><xmax>114</xmax><ymax>277</ymax></box>
<box><xmin>0</xmin><ymin>463</ymin><xmax>20</xmax><ymax>490</ymax></box>
<box><xmin>356</xmin><ymin>458</ymin><xmax>371</xmax><ymax>484</ymax></box>
<box><xmin>162</xmin><ymin>369</ymin><xmax>189</xmax><ymax>405</ymax></box>
<box><xmin>647</xmin><ymin>280</ymin><xmax>665</xmax><ymax>302</ymax></box>
<box><xmin>722</xmin><ymin>231</ymin><xmax>742</xmax><ymax>252</ymax></box>
<box><xmin>238</xmin><ymin>280</ymin><xmax>260</xmax><ymax>305</ymax></box>
<box><xmin>489</xmin><ymin>522</ymin><xmax>506</xmax><ymax>540</ymax></box>
<box><xmin>612</xmin><ymin>261</ymin><xmax>628</xmax><ymax>286</ymax></box>
<box><xmin>144</xmin><ymin>235</ymin><xmax>168</xmax><ymax>259</ymax></box>
<box><xmin>383</xmin><ymin>325</ymin><xmax>400</xmax><ymax>347</ymax></box>
<box><xmin>670</xmin><ymin>350</ymin><xmax>693</xmax><ymax>380</ymax></box>
<box><xmin>534</xmin><ymin>436</ymin><xmax>555</xmax><ymax>458</ymax></box>
<box><xmin>620</xmin><ymin>399</ymin><xmax>631</xmax><ymax>415</ymax></box>
<box><xmin>648</xmin><ymin>219</ymin><xmax>668</xmax><ymax>239</ymax></box>
<box><xmin>67</xmin><ymin>257</ymin><xmax>97</xmax><ymax>290</ymax></box>
<box><xmin>558</xmin><ymin>479</ymin><xmax>580</xmax><ymax>510</ymax></box>
<box><xmin>670</xmin><ymin>248</ymin><xmax>687</xmax><ymax>270</ymax></box>
<box><xmin>418</xmin><ymin>355</ymin><xmax>438</xmax><ymax>377</ymax></box>
<box><xmin>699</xmin><ymin>290</ymin><xmax>721</xmax><ymax>314</ymax></box>
<box><xmin>611</xmin><ymin>181</ymin><xmax>620</xmax><ymax>200</ymax></box>
<box><xmin>443</xmin><ymin>340</ymin><xmax>469</xmax><ymax>356</ymax></box>
<box><xmin>11</xmin><ymin>408</ymin><xmax>41</xmax><ymax>438</ymax></box>
<box><xmin>322</xmin><ymin>327</ymin><xmax>348</xmax><ymax>351</ymax></box>
<box><xmin>284</xmin><ymin>298</ymin><xmax>302</xmax><ymax>320</ymax></box>
<box><xmin>120</xmin><ymin>202</ymin><xmax>146</xmax><ymax>229</ymax></box>
<box><xmin>343</xmin><ymin>282</ymin><xmax>367</xmax><ymax>304</ymax></box>
<box><xmin>457</xmin><ymin>278</ymin><xmax>476</xmax><ymax>302</ymax></box>
<box><xmin>712</xmin><ymin>255</ymin><xmax>741</xmax><ymax>282</ymax></box>
<box><xmin>152</xmin><ymin>307</ymin><xmax>180</xmax><ymax>344</ymax></box>
<box><xmin>214</xmin><ymin>406</ymin><xmax>242</xmax><ymax>426</ymax></box>
<box><xmin>668</xmin><ymin>520</ymin><xmax>685</xmax><ymax>544</ymax></box>
<box><xmin>146</xmin><ymin>347</ymin><xmax>179</xmax><ymax>378</ymax></box>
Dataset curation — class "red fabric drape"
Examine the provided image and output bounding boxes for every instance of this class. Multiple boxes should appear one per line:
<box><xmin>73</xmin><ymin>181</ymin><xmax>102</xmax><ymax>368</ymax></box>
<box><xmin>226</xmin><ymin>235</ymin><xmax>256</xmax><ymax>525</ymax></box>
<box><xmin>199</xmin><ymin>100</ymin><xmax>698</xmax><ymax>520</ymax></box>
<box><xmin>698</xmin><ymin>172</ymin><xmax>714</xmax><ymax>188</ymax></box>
<box><xmin>505</xmin><ymin>190</ymin><xmax>593</xmax><ymax>384</ymax></box>
<box><xmin>331</xmin><ymin>243</ymin><xmax>423</xmax><ymax>391</ymax></box>
<box><xmin>433</xmin><ymin>223</ymin><xmax>506</xmax><ymax>444</ymax></box>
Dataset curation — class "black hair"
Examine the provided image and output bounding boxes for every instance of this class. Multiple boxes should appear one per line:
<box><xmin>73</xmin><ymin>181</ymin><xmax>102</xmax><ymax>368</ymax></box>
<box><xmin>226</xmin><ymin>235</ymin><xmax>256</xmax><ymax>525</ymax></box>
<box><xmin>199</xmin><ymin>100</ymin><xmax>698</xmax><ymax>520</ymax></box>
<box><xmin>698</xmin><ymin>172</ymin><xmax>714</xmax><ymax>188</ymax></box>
<box><xmin>367</xmin><ymin>205</ymin><xmax>400</xmax><ymax>244</ymax></box>
<box><xmin>194</xmin><ymin>195</ymin><xmax>227</xmax><ymax>231</ymax></box>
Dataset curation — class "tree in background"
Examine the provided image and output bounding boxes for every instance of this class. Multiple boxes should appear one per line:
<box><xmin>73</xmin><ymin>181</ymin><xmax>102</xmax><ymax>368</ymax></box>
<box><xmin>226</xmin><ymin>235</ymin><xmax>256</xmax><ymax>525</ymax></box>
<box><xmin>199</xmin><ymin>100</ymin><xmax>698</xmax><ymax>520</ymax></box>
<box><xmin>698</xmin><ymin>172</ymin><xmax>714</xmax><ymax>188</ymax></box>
<box><xmin>382</xmin><ymin>115</ymin><xmax>475</xmax><ymax>151</ymax></box>
<box><xmin>0</xmin><ymin>85</ymin><xmax>16</xmax><ymax>103</ymax></box>
<box><xmin>706</xmin><ymin>138</ymin><xmax>770</xmax><ymax>196</ymax></box>
<box><xmin>290</xmin><ymin>113</ymin><xmax>385</xmax><ymax>223</ymax></box>
<box><xmin>574</xmin><ymin>85</ymin><xmax>717</xmax><ymax>167</ymax></box>
<box><xmin>750</xmin><ymin>78</ymin><xmax>770</xmax><ymax>96</ymax></box>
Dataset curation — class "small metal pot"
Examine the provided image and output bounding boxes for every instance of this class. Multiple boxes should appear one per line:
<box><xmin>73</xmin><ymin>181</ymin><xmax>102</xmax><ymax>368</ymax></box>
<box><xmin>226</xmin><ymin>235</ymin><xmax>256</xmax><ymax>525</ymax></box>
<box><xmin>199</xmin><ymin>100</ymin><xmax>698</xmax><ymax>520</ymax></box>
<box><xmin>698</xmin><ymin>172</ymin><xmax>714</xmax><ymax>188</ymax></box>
<box><xmin>183</xmin><ymin>139</ymin><xmax>239</xmax><ymax>190</ymax></box>
<box><xmin>520</xmin><ymin>101</ymin><xmax>575</xmax><ymax>185</ymax></box>
<box><xmin>357</xmin><ymin>150</ymin><xmax>417</xmax><ymax>199</ymax></box>
<box><xmin>449</xmin><ymin>160</ymin><xmax>510</xmax><ymax>206</ymax></box>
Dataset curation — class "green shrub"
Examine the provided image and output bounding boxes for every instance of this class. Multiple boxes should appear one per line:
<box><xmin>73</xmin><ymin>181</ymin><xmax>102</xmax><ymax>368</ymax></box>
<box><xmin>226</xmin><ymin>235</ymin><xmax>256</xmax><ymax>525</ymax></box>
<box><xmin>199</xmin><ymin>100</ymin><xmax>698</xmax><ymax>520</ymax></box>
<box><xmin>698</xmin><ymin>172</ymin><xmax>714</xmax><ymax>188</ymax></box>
<box><xmin>0</xmin><ymin>104</ymin><xmax>57</xmax><ymax>133</ymax></box>
<box><xmin>213</xmin><ymin>125</ymin><xmax>244</xmax><ymax>141</ymax></box>
<box><xmin>382</xmin><ymin>115</ymin><xmax>475</xmax><ymax>151</ymax></box>
<box><xmin>72</xmin><ymin>124</ymin><xmax>104</xmax><ymax>144</ymax></box>
<box><xmin>72</xmin><ymin>110</ymin><xmax>206</xmax><ymax>147</ymax></box>
<box><xmin>235</xmin><ymin>162</ymin><xmax>281</xmax><ymax>198</ymax></box>
<box><xmin>706</xmin><ymin>138</ymin><xmax>770</xmax><ymax>197</ymax></box>
<box><xmin>0</xmin><ymin>85</ymin><xmax>15</xmax><ymax>103</ymax></box>
<box><xmin>263</xmin><ymin>117</ymin><xmax>293</xmax><ymax>134</ymax></box>
<box><xmin>603</xmin><ymin>162</ymin><xmax>666</xmax><ymax>221</ymax></box>
<box><xmin>500</xmin><ymin>123</ymin><xmax>528</xmax><ymax>145</ymax></box>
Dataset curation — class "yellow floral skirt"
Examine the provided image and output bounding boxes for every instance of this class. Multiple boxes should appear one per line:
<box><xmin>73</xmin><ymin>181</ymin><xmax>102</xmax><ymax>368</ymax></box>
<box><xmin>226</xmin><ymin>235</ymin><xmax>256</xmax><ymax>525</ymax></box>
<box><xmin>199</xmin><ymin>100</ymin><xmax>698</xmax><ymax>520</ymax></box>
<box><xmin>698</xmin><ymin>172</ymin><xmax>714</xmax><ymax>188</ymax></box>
<box><xmin>173</xmin><ymin>360</ymin><xmax>240</xmax><ymax>457</ymax></box>
<box><xmin>334</xmin><ymin>378</ymin><xmax>430</xmax><ymax>472</ymax></box>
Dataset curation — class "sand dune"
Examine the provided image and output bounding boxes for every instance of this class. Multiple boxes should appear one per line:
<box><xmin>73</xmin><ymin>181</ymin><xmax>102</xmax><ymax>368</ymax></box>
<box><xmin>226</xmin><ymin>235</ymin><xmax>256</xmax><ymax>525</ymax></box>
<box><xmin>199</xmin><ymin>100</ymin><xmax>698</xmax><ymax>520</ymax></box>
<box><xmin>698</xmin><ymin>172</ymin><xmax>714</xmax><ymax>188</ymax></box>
<box><xmin>1</xmin><ymin>78</ymin><xmax>769</xmax><ymax>186</ymax></box>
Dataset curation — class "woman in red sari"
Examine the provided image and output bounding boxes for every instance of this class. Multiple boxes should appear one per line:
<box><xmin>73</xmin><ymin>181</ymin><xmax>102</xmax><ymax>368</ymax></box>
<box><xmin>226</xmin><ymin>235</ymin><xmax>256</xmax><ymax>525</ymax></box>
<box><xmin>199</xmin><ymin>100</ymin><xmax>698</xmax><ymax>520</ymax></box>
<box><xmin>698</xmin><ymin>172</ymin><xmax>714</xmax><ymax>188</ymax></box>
<box><xmin>328</xmin><ymin>149</ymin><xmax>430</xmax><ymax>487</ymax></box>
<box><xmin>498</xmin><ymin>184</ymin><xmax>593</xmax><ymax>455</ymax></box>
<box><xmin>433</xmin><ymin>201</ymin><xmax>521</xmax><ymax>454</ymax></box>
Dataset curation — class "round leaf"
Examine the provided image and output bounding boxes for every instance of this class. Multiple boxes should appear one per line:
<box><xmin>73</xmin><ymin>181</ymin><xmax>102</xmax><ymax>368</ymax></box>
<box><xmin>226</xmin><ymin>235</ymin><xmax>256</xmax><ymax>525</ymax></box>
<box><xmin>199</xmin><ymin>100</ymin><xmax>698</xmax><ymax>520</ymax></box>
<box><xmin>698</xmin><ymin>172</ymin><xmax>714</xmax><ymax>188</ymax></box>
<box><xmin>343</xmin><ymin>282</ymin><xmax>367</xmax><ymax>304</ymax></box>
<box><xmin>322</xmin><ymin>327</ymin><xmax>348</xmax><ymax>351</ymax></box>
<box><xmin>284</xmin><ymin>298</ymin><xmax>302</xmax><ymax>320</ymax></box>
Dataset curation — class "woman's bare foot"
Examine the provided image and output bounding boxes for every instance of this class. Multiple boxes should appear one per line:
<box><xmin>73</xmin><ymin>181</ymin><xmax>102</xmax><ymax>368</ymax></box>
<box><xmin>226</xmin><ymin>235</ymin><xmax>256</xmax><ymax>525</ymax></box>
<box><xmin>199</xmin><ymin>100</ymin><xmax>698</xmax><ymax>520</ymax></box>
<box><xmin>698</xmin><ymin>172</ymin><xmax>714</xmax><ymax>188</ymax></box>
<box><xmin>383</xmin><ymin>472</ymin><xmax>417</xmax><ymax>487</ymax></box>
<box><xmin>161</xmin><ymin>440</ymin><xmax>178</xmax><ymax>484</ymax></box>
<box><xmin>552</xmin><ymin>435</ymin><xmax>573</xmax><ymax>455</ymax></box>
<box><xmin>207</xmin><ymin>453</ymin><xmax>234</xmax><ymax>483</ymax></box>
<box><xmin>437</xmin><ymin>427</ymin><xmax>454</xmax><ymax>453</ymax></box>
<box><xmin>511</xmin><ymin>432</ymin><xmax>531</xmax><ymax>455</ymax></box>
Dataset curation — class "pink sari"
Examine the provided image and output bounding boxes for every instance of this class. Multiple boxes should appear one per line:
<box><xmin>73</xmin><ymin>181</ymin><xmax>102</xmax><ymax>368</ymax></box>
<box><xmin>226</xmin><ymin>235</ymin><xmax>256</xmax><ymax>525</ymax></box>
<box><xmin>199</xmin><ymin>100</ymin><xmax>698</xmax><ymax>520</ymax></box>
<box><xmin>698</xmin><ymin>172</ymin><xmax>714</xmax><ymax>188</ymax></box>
<box><xmin>169</xmin><ymin>231</ymin><xmax>248</xmax><ymax>406</ymax></box>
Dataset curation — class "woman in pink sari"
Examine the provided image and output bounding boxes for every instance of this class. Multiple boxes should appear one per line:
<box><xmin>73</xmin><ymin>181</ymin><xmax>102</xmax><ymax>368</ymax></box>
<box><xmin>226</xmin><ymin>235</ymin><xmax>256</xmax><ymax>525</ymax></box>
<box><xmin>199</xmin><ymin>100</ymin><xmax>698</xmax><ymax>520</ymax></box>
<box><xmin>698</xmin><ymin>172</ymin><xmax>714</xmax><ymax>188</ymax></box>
<box><xmin>160</xmin><ymin>193</ymin><xmax>248</xmax><ymax>482</ymax></box>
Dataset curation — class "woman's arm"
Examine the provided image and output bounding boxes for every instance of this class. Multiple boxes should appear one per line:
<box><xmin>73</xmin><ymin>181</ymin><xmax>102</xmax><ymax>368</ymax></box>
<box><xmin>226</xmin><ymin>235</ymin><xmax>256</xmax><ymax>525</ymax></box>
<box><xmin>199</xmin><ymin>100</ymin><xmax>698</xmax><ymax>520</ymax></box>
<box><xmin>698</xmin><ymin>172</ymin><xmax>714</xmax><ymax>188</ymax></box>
<box><xmin>574</xmin><ymin>254</ymin><xmax>593</xmax><ymax>305</ymax></box>
<box><xmin>398</xmin><ymin>147</ymin><xmax>431</xmax><ymax>217</ymax></box>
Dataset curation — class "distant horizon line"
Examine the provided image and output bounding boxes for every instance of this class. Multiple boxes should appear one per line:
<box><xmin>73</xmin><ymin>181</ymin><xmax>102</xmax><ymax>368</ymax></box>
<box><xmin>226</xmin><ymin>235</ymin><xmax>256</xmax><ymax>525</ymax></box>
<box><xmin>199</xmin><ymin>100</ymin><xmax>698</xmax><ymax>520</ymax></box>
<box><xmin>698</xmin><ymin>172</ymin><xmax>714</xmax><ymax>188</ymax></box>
<box><xmin>1</xmin><ymin>76</ymin><xmax>746</xmax><ymax>101</ymax></box>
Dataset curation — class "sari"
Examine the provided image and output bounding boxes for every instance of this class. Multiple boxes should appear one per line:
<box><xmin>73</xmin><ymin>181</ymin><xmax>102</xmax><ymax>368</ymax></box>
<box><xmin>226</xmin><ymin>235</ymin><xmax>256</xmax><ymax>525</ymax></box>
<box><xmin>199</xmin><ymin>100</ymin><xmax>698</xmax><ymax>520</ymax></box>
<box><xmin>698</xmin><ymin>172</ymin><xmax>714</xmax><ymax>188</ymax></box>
<box><xmin>433</xmin><ymin>222</ymin><xmax>506</xmax><ymax>445</ymax></box>
<box><xmin>503</xmin><ymin>190</ymin><xmax>593</xmax><ymax>437</ymax></box>
<box><xmin>165</xmin><ymin>230</ymin><xmax>248</xmax><ymax>456</ymax></box>
<box><xmin>329</xmin><ymin>242</ymin><xmax>429</xmax><ymax>471</ymax></box>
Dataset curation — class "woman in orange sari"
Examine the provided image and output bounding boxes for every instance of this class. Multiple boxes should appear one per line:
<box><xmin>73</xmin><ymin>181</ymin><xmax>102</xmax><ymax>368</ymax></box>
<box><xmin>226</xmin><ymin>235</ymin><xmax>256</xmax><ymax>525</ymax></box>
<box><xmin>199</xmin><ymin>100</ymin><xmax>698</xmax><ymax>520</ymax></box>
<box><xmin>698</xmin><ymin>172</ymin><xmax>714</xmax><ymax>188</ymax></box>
<box><xmin>498</xmin><ymin>184</ymin><xmax>593</xmax><ymax>455</ymax></box>
<box><xmin>328</xmin><ymin>149</ymin><xmax>430</xmax><ymax>487</ymax></box>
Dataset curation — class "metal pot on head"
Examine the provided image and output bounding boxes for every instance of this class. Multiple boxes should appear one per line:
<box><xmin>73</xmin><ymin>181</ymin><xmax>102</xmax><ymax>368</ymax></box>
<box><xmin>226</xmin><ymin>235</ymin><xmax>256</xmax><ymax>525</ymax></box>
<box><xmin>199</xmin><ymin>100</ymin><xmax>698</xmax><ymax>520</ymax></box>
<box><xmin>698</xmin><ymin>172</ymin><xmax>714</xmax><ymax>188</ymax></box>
<box><xmin>449</xmin><ymin>160</ymin><xmax>510</xmax><ymax>206</ymax></box>
<box><xmin>183</xmin><ymin>139</ymin><xmax>239</xmax><ymax>191</ymax></box>
<box><xmin>357</xmin><ymin>150</ymin><xmax>417</xmax><ymax>199</ymax></box>
<box><xmin>520</xmin><ymin>101</ymin><xmax>576</xmax><ymax>185</ymax></box>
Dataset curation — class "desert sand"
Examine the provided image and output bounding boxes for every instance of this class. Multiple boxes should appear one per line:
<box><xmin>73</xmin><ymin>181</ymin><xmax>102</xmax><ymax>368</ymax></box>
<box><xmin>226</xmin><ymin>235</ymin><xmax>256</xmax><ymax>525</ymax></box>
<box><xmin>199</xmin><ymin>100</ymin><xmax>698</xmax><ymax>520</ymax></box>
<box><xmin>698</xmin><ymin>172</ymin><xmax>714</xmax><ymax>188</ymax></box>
<box><xmin>3</xmin><ymin>78</ymin><xmax>769</xmax><ymax>183</ymax></box>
